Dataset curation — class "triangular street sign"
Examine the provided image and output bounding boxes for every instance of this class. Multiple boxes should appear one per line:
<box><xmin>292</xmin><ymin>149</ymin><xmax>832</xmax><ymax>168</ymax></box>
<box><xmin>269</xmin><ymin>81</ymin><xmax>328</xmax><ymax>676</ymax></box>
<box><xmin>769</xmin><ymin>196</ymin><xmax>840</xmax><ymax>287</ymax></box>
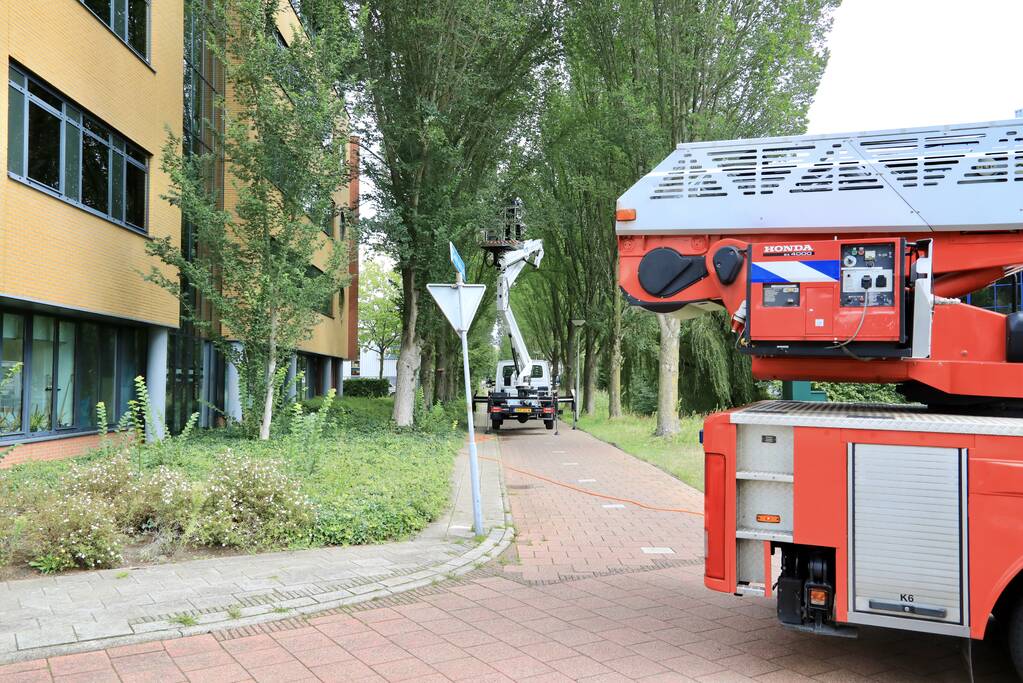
<box><xmin>427</xmin><ymin>283</ymin><xmax>486</xmax><ymax>333</ymax></box>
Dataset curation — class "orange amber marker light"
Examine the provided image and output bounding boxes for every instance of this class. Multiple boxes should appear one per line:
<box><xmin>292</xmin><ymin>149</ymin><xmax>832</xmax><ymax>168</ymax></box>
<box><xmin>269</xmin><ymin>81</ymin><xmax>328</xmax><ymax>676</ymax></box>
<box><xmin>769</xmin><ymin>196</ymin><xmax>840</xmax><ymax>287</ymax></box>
<box><xmin>616</xmin><ymin>208</ymin><xmax>637</xmax><ymax>221</ymax></box>
<box><xmin>808</xmin><ymin>587</ymin><xmax>829</xmax><ymax>606</ymax></box>
<box><xmin>756</xmin><ymin>514</ymin><xmax>781</xmax><ymax>524</ymax></box>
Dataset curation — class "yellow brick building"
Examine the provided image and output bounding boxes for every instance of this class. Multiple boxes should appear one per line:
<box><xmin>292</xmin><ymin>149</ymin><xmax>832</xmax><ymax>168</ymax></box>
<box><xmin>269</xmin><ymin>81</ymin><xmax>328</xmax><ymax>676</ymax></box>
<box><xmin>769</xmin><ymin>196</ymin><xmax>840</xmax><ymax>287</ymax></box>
<box><xmin>0</xmin><ymin>0</ymin><xmax>358</xmax><ymax>464</ymax></box>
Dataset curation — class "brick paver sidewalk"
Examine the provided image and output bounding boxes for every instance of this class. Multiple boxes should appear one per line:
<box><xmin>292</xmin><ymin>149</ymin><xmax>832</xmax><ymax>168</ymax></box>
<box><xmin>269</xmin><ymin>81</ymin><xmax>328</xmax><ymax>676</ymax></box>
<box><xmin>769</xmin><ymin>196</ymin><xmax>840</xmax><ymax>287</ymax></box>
<box><xmin>0</xmin><ymin>421</ymin><xmax>1015</xmax><ymax>682</ymax></box>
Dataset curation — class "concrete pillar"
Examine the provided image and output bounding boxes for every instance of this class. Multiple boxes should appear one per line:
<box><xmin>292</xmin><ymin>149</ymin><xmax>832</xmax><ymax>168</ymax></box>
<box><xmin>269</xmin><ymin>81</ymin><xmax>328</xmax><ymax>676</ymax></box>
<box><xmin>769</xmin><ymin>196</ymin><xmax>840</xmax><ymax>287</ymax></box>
<box><xmin>287</xmin><ymin>355</ymin><xmax>298</xmax><ymax>400</ymax></box>
<box><xmin>146</xmin><ymin>327</ymin><xmax>169</xmax><ymax>442</ymax></box>
<box><xmin>225</xmin><ymin>341</ymin><xmax>243</xmax><ymax>423</ymax></box>
<box><xmin>321</xmin><ymin>358</ymin><xmax>333</xmax><ymax>396</ymax></box>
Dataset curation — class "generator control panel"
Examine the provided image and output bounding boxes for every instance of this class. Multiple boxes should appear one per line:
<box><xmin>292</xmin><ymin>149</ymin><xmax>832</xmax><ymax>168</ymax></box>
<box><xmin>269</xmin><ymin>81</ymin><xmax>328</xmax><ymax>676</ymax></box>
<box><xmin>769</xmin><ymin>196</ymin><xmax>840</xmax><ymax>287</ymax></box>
<box><xmin>840</xmin><ymin>243</ymin><xmax>896</xmax><ymax>307</ymax></box>
<box><xmin>746</xmin><ymin>238</ymin><xmax>905</xmax><ymax>351</ymax></box>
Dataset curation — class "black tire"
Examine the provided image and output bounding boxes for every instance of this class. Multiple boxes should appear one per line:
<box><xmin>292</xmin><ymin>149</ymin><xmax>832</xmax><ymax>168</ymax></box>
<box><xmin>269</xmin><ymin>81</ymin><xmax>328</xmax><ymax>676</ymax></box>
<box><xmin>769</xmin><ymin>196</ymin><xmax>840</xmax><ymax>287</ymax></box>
<box><xmin>1009</xmin><ymin>593</ymin><xmax>1023</xmax><ymax>678</ymax></box>
<box><xmin>544</xmin><ymin>419</ymin><xmax>554</xmax><ymax>430</ymax></box>
<box><xmin>491</xmin><ymin>419</ymin><xmax>502</xmax><ymax>431</ymax></box>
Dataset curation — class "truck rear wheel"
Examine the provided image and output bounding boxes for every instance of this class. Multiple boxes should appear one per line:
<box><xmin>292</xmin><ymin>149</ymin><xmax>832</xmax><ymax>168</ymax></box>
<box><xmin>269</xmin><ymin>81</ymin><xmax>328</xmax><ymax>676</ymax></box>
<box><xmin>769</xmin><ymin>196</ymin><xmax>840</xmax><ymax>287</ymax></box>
<box><xmin>544</xmin><ymin>419</ymin><xmax>554</xmax><ymax>430</ymax></box>
<box><xmin>491</xmin><ymin>419</ymin><xmax>502</xmax><ymax>431</ymax></box>
<box><xmin>1009</xmin><ymin>593</ymin><xmax>1023</xmax><ymax>678</ymax></box>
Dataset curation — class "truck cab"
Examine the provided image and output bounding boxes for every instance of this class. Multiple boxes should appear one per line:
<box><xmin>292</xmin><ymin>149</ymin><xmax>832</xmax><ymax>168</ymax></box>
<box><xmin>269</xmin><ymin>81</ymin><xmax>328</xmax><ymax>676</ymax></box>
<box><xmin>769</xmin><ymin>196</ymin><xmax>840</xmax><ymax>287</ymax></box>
<box><xmin>487</xmin><ymin>360</ymin><xmax>556</xmax><ymax>430</ymax></box>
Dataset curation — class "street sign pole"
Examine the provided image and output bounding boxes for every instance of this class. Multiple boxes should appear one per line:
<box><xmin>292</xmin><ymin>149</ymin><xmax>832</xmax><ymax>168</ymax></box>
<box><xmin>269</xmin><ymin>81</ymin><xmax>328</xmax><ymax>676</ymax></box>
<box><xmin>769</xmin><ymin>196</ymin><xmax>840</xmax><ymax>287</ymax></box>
<box><xmin>458</xmin><ymin>315</ymin><xmax>484</xmax><ymax>535</ymax></box>
<box><xmin>428</xmin><ymin>245</ymin><xmax>486</xmax><ymax>537</ymax></box>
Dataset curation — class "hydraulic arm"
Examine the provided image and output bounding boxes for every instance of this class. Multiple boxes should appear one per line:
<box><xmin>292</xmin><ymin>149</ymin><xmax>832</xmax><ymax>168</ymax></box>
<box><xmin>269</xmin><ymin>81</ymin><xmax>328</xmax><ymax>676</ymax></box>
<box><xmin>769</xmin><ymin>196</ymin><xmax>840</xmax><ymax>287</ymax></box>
<box><xmin>495</xmin><ymin>238</ymin><xmax>544</xmax><ymax>386</ymax></box>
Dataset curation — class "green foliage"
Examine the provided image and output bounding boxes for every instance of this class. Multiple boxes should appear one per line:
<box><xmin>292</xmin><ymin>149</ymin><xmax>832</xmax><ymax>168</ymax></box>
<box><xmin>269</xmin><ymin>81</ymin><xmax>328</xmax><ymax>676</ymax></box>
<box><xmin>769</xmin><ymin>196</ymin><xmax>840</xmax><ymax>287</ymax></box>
<box><xmin>358</xmin><ymin>259</ymin><xmax>402</xmax><ymax>373</ymax></box>
<box><xmin>679</xmin><ymin>313</ymin><xmax>761</xmax><ymax>414</ymax></box>
<box><xmin>19</xmin><ymin>495</ymin><xmax>123</xmax><ymax>572</ymax></box>
<box><xmin>343</xmin><ymin>378</ymin><xmax>390</xmax><ymax>398</ymax></box>
<box><xmin>0</xmin><ymin>397</ymin><xmax>459</xmax><ymax>574</ymax></box>
<box><xmin>147</xmin><ymin>0</ymin><xmax>357</xmax><ymax>440</ymax></box>
<box><xmin>309</xmin><ymin>432</ymin><xmax>455</xmax><ymax>545</ymax></box>
<box><xmin>189</xmin><ymin>454</ymin><xmax>314</xmax><ymax>550</ymax></box>
<box><xmin>353</xmin><ymin>0</ymin><xmax>559</xmax><ymax>425</ymax></box>
<box><xmin>812</xmin><ymin>382</ymin><xmax>905</xmax><ymax>404</ymax></box>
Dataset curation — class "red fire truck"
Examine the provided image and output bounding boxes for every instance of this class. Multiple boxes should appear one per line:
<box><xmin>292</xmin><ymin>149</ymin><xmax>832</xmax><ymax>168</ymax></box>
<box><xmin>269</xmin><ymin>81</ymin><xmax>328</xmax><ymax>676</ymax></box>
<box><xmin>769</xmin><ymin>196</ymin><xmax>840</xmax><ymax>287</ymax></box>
<box><xmin>615</xmin><ymin>119</ymin><xmax>1023</xmax><ymax>673</ymax></box>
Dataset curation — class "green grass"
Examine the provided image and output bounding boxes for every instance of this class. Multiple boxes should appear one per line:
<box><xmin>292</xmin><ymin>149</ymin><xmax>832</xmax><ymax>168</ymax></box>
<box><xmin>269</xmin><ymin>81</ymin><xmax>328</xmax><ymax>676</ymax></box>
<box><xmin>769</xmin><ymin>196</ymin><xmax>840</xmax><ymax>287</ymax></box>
<box><xmin>577</xmin><ymin>393</ymin><xmax>705</xmax><ymax>491</ymax></box>
<box><xmin>0</xmin><ymin>395</ymin><xmax>461</xmax><ymax>572</ymax></box>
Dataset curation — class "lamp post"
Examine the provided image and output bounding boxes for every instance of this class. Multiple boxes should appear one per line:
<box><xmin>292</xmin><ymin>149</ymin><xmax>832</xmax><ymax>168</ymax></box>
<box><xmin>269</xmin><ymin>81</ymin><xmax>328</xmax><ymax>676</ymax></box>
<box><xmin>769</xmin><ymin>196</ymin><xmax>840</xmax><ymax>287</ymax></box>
<box><xmin>571</xmin><ymin>318</ymin><xmax>585</xmax><ymax>425</ymax></box>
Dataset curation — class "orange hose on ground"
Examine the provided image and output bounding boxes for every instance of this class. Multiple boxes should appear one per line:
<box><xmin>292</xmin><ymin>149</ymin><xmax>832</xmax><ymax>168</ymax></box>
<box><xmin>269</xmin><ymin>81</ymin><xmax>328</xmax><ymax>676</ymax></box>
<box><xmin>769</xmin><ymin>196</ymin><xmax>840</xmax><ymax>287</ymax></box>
<box><xmin>479</xmin><ymin>455</ymin><xmax>704</xmax><ymax>517</ymax></box>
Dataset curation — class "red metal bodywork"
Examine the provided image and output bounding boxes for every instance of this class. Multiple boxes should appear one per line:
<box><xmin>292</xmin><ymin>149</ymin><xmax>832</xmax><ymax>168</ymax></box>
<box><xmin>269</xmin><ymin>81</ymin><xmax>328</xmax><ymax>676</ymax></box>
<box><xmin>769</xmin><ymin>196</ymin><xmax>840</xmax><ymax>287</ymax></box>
<box><xmin>622</xmin><ymin>227</ymin><xmax>1023</xmax><ymax>640</ymax></box>
<box><xmin>703</xmin><ymin>418</ymin><xmax>1023</xmax><ymax>638</ymax></box>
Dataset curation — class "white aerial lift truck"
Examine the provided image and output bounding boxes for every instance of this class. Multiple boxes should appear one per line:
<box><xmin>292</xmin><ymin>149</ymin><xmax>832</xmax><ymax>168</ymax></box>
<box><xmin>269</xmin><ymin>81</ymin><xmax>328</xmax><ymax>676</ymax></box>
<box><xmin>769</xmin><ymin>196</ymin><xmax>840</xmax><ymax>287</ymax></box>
<box><xmin>474</xmin><ymin>200</ymin><xmax>576</xmax><ymax>432</ymax></box>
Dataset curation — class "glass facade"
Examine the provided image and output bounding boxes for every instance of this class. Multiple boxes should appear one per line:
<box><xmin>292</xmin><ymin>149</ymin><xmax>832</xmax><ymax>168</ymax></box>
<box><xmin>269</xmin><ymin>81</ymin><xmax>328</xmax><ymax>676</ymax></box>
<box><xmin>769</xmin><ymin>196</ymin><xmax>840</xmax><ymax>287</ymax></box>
<box><xmin>166</xmin><ymin>1</ymin><xmax>227</xmax><ymax>434</ymax></box>
<box><xmin>7</xmin><ymin>65</ymin><xmax>150</xmax><ymax>233</ymax></box>
<box><xmin>0</xmin><ymin>311</ymin><xmax>146</xmax><ymax>442</ymax></box>
<box><xmin>80</xmin><ymin>0</ymin><xmax>149</xmax><ymax>58</ymax></box>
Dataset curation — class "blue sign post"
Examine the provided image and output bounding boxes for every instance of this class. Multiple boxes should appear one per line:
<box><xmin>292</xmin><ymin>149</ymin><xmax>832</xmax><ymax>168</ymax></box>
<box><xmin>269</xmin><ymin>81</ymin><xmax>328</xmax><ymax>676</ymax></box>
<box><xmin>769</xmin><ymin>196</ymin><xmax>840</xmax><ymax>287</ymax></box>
<box><xmin>449</xmin><ymin>242</ymin><xmax>467</xmax><ymax>282</ymax></box>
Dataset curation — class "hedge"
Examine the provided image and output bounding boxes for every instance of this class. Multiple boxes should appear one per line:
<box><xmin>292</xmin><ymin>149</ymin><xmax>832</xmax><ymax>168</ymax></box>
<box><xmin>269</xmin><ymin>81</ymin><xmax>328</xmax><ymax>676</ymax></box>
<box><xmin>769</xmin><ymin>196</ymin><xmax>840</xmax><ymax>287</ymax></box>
<box><xmin>343</xmin><ymin>377</ymin><xmax>391</xmax><ymax>397</ymax></box>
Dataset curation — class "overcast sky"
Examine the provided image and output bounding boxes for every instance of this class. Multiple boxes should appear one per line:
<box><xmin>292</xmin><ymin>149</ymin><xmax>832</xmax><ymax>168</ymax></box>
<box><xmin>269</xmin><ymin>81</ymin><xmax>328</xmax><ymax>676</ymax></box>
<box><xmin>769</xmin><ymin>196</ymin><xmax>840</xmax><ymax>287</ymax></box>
<box><xmin>807</xmin><ymin>0</ymin><xmax>1023</xmax><ymax>134</ymax></box>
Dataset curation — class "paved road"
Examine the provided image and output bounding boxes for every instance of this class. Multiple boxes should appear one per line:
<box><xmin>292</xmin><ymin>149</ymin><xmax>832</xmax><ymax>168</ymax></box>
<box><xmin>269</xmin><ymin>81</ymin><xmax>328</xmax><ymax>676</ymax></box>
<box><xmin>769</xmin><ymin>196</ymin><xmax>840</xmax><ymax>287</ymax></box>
<box><xmin>0</xmin><ymin>421</ymin><xmax>1016</xmax><ymax>682</ymax></box>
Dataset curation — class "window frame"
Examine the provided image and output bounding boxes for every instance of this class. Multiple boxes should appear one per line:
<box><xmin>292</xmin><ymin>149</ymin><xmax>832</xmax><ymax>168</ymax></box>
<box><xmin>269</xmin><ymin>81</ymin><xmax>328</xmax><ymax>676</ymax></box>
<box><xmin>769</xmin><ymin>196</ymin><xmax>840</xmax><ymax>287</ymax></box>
<box><xmin>78</xmin><ymin>0</ymin><xmax>151</xmax><ymax>65</ymax></box>
<box><xmin>8</xmin><ymin>64</ymin><xmax>151</xmax><ymax>236</ymax></box>
<box><xmin>0</xmin><ymin>310</ymin><xmax>147</xmax><ymax>445</ymax></box>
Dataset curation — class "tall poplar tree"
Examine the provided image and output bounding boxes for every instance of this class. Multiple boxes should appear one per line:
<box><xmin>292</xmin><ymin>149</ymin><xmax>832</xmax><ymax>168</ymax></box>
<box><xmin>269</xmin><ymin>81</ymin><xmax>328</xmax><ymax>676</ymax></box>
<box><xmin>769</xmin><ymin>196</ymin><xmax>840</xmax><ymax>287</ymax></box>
<box><xmin>351</xmin><ymin>0</ymin><xmax>559</xmax><ymax>426</ymax></box>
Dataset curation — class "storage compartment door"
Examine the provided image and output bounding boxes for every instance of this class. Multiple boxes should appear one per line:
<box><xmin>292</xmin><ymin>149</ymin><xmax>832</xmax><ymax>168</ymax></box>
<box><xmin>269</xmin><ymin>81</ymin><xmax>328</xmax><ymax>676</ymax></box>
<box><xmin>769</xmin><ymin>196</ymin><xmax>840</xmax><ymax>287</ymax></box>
<box><xmin>850</xmin><ymin>444</ymin><xmax>966</xmax><ymax>625</ymax></box>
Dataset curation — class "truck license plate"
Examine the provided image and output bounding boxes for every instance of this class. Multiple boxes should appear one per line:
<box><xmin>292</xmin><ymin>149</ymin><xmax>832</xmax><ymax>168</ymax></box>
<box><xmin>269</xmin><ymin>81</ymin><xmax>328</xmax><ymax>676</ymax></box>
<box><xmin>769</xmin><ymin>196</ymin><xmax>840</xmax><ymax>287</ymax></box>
<box><xmin>514</xmin><ymin>407</ymin><xmax>532</xmax><ymax>413</ymax></box>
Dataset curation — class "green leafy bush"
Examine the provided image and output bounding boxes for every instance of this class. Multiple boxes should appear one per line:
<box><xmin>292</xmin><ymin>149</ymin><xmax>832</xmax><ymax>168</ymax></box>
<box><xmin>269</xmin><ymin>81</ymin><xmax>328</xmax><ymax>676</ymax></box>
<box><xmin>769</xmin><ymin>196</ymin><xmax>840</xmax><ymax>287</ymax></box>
<box><xmin>812</xmin><ymin>382</ymin><xmax>904</xmax><ymax>404</ymax></box>
<box><xmin>19</xmin><ymin>494</ymin><xmax>122</xmax><ymax>572</ymax></box>
<box><xmin>0</xmin><ymin>395</ymin><xmax>458</xmax><ymax>574</ymax></box>
<box><xmin>342</xmin><ymin>378</ymin><xmax>391</xmax><ymax>397</ymax></box>
<box><xmin>189</xmin><ymin>453</ymin><xmax>314</xmax><ymax>550</ymax></box>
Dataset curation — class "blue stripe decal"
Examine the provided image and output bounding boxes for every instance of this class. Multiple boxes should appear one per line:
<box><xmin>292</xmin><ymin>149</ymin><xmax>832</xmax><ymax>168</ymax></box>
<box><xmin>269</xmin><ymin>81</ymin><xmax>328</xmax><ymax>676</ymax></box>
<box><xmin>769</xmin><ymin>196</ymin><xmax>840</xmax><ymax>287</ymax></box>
<box><xmin>750</xmin><ymin>260</ymin><xmax>841</xmax><ymax>284</ymax></box>
<box><xmin>750</xmin><ymin>264</ymin><xmax>786</xmax><ymax>283</ymax></box>
<box><xmin>803</xmin><ymin>260</ymin><xmax>841</xmax><ymax>280</ymax></box>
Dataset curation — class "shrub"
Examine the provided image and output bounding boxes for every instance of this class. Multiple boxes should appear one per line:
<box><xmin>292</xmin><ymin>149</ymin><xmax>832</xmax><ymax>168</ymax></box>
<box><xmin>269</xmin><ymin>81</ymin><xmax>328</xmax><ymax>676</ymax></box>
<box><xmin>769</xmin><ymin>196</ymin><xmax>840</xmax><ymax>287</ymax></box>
<box><xmin>343</xmin><ymin>378</ymin><xmax>391</xmax><ymax>397</ymax></box>
<box><xmin>18</xmin><ymin>494</ymin><xmax>122</xmax><ymax>572</ymax></box>
<box><xmin>812</xmin><ymin>382</ymin><xmax>904</xmax><ymax>404</ymax></box>
<box><xmin>628</xmin><ymin>379</ymin><xmax>658</xmax><ymax>416</ymax></box>
<box><xmin>189</xmin><ymin>453</ymin><xmax>313</xmax><ymax>550</ymax></box>
<box><xmin>123</xmin><ymin>467</ymin><xmax>198</xmax><ymax>535</ymax></box>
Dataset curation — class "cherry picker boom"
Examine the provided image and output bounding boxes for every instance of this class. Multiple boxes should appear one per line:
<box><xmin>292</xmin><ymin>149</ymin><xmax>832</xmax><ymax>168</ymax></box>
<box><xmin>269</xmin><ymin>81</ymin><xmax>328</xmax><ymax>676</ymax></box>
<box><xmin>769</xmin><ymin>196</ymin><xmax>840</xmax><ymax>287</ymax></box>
<box><xmin>474</xmin><ymin>200</ymin><xmax>576</xmax><ymax>432</ymax></box>
<box><xmin>615</xmin><ymin>118</ymin><xmax>1023</xmax><ymax>674</ymax></box>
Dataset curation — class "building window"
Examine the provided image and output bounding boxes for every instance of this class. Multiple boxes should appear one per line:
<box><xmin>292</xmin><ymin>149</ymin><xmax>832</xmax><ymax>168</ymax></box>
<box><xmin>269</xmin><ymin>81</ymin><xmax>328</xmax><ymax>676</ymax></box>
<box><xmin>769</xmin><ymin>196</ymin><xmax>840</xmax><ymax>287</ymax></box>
<box><xmin>80</xmin><ymin>0</ymin><xmax>149</xmax><ymax>59</ymax></box>
<box><xmin>0</xmin><ymin>311</ymin><xmax>147</xmax><ymax>442</ymax></box>
<box><xmin>307</xmin><ymin>265</ymin><xmax>333</xmax><ymax>317</ymax></box>
<box><xmin>8</xmin><ymin>65</ymin><xmax>150</xmax><ymax>233</ymax></box>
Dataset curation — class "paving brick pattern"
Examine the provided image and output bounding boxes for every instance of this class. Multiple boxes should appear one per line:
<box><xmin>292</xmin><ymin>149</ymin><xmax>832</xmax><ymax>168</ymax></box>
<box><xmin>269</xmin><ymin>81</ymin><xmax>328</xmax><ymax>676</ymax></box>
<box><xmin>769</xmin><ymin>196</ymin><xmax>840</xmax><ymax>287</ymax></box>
<box><xmin>1</xmin><ymin>422</ymin><xmax>1016</xmax><ymax>681</ymax></box>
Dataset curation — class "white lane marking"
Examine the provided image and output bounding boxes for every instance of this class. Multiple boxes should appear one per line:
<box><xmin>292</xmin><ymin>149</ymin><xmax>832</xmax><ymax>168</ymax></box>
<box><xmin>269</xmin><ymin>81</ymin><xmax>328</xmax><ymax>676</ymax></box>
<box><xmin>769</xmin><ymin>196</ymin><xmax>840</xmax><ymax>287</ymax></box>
<box><xmin>641</xmin><ymin>547</ymin><xmax>675</xmax><ymax>555</ymax></box>
<box><xmin>553</xmin><ymin>450</ymin><xmax>568</xmax><ymax>454</ymax></box>
<box><xmin>578</xmin><ymin>479</ymin><xmax>597</xmax><ymax>483</ymax></box>
<box><xmin>602</xmin><ymin>504</ymin><xmax>626</xmax><ymax>509</ymax></box>
<box><xmin>562</xmin><ymin>462</ymin><xmax>578</xmax><ymax>466</ymax></box>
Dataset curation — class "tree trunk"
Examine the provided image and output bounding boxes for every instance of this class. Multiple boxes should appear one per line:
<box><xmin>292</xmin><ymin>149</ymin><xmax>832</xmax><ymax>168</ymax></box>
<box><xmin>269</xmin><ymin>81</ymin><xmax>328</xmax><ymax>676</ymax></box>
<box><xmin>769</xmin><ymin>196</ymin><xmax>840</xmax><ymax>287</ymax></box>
<box><xmin>655</xmin><ymin>313</ymin><xmax>681</xmax><ymax>436</ymax></box>
<box><xmin>259</xmin><ymin>310</ymin><xmax>279</xmax><ymax>441</ymax></box>
<box><xmin>583</xmin><ymin>329</ymin><xmax>597</xmax><ymax>415</ymax></box>
<box><xmin>434</xmin><ymin>332</ymin><xmax>448</xmax><ymax>403</ymax></box>
<box><xmin>378</xmin><ymin>349</ymin><xmax>385</xmax><ymax>379</ymax></box>
<box><xmin>392</xmin><ymin>267</ymin><xmax>420</xmax><ymax>427</ymax></box>
<box><xmin>420</xmin><ymin>339</ymin><xmax>435</xmax><ymax>407</ymax></box>
<box><xmin>566</xmin><ymin>323</ymin><xmax>578</xmax><ymax>399</ymax></box>
<box><xmin>608</xmin><ymin>281</ymin><xmax>623</xmax><ymax>418</ymax></box>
